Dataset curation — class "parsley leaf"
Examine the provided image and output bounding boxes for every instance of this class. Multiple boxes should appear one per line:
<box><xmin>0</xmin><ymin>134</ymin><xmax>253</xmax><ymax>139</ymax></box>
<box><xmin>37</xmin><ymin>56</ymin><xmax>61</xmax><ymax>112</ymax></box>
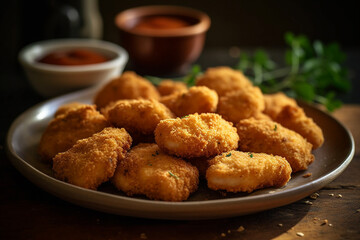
<box><xmin>183</xmin><ymin>64</ymin><xmax>202</xmax><ymax>87</ymax></box>
<box><xmin>235</xmin><ymin>32</ymin><xmax>351</xmax><ymax>112</ymax></box>
<box><xmin>145</xmin><ymin>64</ymin><xmax>202</xmax><ymax>87</ymax></box>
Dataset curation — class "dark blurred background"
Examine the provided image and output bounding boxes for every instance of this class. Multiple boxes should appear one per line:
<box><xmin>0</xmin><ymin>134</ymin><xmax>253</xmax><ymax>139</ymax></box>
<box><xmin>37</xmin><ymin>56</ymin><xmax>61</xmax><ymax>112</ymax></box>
<box><xmin>1</xmin><ymin>0</ymin><xmax>359</xmax><ymax>153</ymax></box>
<box><xmin>2</xmin><ymin>0</ymin><xmax>359</xmax><ymax>73</ymax></box>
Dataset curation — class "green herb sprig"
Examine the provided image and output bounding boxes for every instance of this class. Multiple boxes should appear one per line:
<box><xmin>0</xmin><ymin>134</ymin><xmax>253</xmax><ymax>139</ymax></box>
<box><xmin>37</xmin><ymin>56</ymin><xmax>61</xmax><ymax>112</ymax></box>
<box><xmin>168</xmin><ymin>171</ymin><xmax>179</xmax><ymax>179</ymax></box>
<box><xmin>235</xmin><ymin>32</ymin><xmax>350</xmax><ymax>111</ymax></box>
<box><xmin>145</xmin><ymin>65</ymin><xmax>202</xmax><ymax>87</ymax></box>
<box><xmin>183</xmin><ymin>64</ymin><xmax>202</xmax><ymax>87</ymax></box>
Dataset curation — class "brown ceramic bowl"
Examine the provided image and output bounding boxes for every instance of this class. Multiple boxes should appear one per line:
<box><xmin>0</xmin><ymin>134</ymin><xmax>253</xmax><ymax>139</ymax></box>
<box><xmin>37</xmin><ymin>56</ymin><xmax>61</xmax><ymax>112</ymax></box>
<box><xmin>115</xmin><ymin>5</ymin><xmax>211</xmax><ymax>76</ymax></box>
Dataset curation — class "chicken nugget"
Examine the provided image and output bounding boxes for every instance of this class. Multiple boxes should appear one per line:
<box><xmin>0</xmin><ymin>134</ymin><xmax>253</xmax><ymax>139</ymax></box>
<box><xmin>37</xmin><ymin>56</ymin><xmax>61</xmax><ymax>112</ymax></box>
<box><xmin>275</xmin><ymin>105</ymin><xmax>324</xmax><ymax>149</ymax></box>
<box><xmin>53</xmin><ymin>127</ymin><xmax>132</xmax><ymax>190</ymax></box>
<box><xmin>112</xmin><ymin>143</ymin><xmax>199</xmax><ymax>201</ymax></box>
<box><xmin>157</xmin><ymin>79</ymin><xmax>188</xmax><ymax>96</ymax></box>
<box><xmin>237</xmin><ymin>118</ymin><xmax>314</xmax><ymax>172</ymax></box>
<box><xmin>206</xmin><ymin>150</ymin><xmax>292</xmax><ymax>193</ymax></box>
<box><xmin>155</xmin><ymin>113</ymin><xmax>239</xmax><ymax>158</ymax></box>
<box><xmin>94</xmin><ymin>71</ymin><xmax>160</xmax><ymax>109</ymax></box>
<box><xmin>186</xmin><ymin>157</ymin><xmax>211</xmax><ymax>178</ymax></box>
<box><xmin>101</xmin><ymin>99</ymin><xmax>175</xmax><ymax>136</ymax></box>
<box><xmin>217</xmin><ymin>86</ymin><xmax>265</xmax><ymax>123</ymax></box>
<box><xmin>38</xmin><ymin>105</ymin><xmax>110</xmax><ymax>161</ymax></box>
<box><xmin>195</xmin><ymin>66</ymin><xmax>253</xmax><ymax>97</ymax></box>
<box><xmin>263</xmin><ymin>92</ymin><xmax>298</xmax><ymax>120</ymax></box>
<box><xmin>160</xmin><ymin>86</ymin><xmax>218</xmax><ymax>117</ymax></box>
<box><xmin>54</xmin><ymin>102</ymin><xmax>87</xmax><ymax>117</ymax></box>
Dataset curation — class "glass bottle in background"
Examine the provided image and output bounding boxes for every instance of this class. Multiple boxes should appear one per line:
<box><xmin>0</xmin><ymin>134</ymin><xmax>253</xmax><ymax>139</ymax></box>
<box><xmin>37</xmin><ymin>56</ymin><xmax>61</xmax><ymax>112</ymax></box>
<box><xmin>43</xmin><ymin>0</ymin><xmax>102</xmax><ymax>39</ymax></box>
<box><xmin>80</xmin><ymin>0</ymin><xmax>103</xmax><ymax>39</ymax></box>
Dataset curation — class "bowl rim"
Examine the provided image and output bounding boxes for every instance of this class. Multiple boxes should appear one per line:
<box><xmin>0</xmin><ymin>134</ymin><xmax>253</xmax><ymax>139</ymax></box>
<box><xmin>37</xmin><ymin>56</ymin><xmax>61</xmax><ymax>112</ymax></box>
<box><xmin>18</xmin><ymin>38</ymin><xmax>128</xmax><ymax>73</ymax></box>
<box><xmin>115</xmin><ymin>5</ymin><xmax>211</xmax><ymax>37</ymax></box>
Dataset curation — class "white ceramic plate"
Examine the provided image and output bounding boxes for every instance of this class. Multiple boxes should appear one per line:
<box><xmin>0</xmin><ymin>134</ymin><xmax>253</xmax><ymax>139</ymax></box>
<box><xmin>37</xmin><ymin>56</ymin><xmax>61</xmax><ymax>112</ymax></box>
<box><xmin>6</xmin><ymin>87</ymin><xmax>355</xmax><ymax>220</ymax></box>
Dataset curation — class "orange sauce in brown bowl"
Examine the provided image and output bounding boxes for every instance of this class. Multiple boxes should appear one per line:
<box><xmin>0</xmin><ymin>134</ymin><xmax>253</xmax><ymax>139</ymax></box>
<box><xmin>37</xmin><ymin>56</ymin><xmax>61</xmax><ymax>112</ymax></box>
<box><xmin>115</xmin><ymin>6</ymin><xmax>211</xmax><ymax>75</ymax></box>
<box><xmin>38</xmin><ymin>49</ymin><xmax>108</xmax><ymax>66</ymax></box>
<box><xmin>133</xmin><ymin>16</ymin><xmax>192</xmax><ymax>30</ymax></box>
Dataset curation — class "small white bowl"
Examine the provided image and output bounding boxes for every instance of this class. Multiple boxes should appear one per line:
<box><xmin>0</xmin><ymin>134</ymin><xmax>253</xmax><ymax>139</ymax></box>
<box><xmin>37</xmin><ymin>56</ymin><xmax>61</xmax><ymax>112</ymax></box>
<box><xmin>19</xmin><ymin>39</ymin><xmax>128</xmax><ymax>97</ymax></box>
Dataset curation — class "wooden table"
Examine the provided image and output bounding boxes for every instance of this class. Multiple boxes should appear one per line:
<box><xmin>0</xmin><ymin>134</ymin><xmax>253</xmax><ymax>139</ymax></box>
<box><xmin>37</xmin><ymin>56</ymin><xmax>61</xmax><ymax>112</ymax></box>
<box><xmin>0</xmin><ymin>104</ymin><xmax>359</xmax><ymax>240</ymax></box>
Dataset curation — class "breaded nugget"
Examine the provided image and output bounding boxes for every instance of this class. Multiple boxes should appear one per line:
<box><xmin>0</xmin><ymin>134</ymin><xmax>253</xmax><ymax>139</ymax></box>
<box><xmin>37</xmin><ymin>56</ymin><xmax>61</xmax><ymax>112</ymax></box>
<box><xmin>54</xmin><ymin>102</ymin><xmax>87</xmax><ymax>117</ymax></box>
<box><xmin>53</xmin><ymin>127</ymin><xmax>132</xmax><ymax>190</ymax></box>
<box><xmin>237</xmin><ymin>118</ymin><xmax>314</xmax><ymax>172</ymax></box>
<box><xmin>94</xmin><ymin>71</ymin><xmax>160</xmax><ymax>109</ymax></box>
<box><xmin>112</xmin><ymin>143</ymin><xmax>199</xmax><ymax>201</ymax></box>
<box><xmin>186</xmin><ymin>157</ymin><xmax>210</xmax><ymax>178</ymax></box>
<box><xmin>155</xmin><ymin>113</ymin><xmax>239</xmax><ymax>158</ymax></box>
<box><xmin>275</xmin><ymin>105</ymin><xmax>324</xmax><ymax>149</ymax></box>
<box><xmin>252</xmin><ymin>112</ymin><xmax>272</xmax><ymax>121</ymax></box>
<box><xmin>157</xmin><ymin>79</ymin><xmax>188</xmax><ymax>96</ymax></box>
<box><xmin>217</xmin><ymin>86</ymin><xmax>265</xmax><ymax>123</ymax></box>
<box><xmin>38</xmin><ymin>105</ymin><xmax>110</xmax><ymax>161</ymax></box>
<box><xmin>206</xmin><ymin>150</ymin><xmax>292</xmax><ymax>193</ymax></box>
<box><xmin>160</xmin><ymin>86</ymin><xmax>218</xmax><ymax>117</ymax></box>
<box><xmin>195</xmin><ymin>66</ymin><xmax>253</xmax><ymax>97</ymax></box>
<box><xmin>263</xmin><ymin>92</ymin><xmax>298</xmax><ymax>120</ymax></box>
<box><xmin>101</xmin><ymin>99</ymin><xmax>175</xmax><ymax>136</ymax></box>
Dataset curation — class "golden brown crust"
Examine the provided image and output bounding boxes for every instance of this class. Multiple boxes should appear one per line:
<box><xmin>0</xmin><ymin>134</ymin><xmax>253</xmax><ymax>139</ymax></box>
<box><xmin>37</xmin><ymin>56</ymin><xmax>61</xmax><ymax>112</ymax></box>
<box><xmin>236</xmin><ymin>118</ymin><xmax>314</xmax><ymax>172</ymax></box>
<box><xmin>155</xmin><ymin>113</ymin><xmax>239</xmax><ymax>158</ymax></box>
<box><xmin>38</xmin><ymin>69</ymin><xmax>325</xmax><ymax>200</ymax></box>
<box><xmin>160</xmin><ymin>86</ymin><xmax>218</xmax><ymax>117</ymax></box>
<box><xmin>157</xmin><ymin>79</ymin><xmax>188</xmax><ymax>96</ymax></box>
<box><xmin>111</xmin><ymin>143</ymin><xmax>199</xmax><ymax>201</ymax></box>
<box><xmin>54</xmin><ymin>102</ymin><xmax>88</xmax><ymax>117</ymax></box>
<box><xmin>94</xmin><ymin>71</ymin><xmax>160</xmax><ymax>109</ymax></box>
<box><xmin>101</xmin><ymin>99</ymin><xmax>175</xmax><ymax>135</ymax></box>
<box><xmin>186</xmin><ymin>157</ymin><xmax>211</xmax><ymax>178</ymax></box>
<box><xmin>275</xmin><ymin>105</ymin><xmax>324</xmax><ymax>149</ymax></box>
<box><xmin>206</xmin><ymin>150</ymin><xmax>292</xmax><ymax>193</ymax></box>
<box><xmin>195</xmin><ymin>66</ymin><xmax>253</xmax><ymax>97</ymax></box>
<box><xmin>252</xmin><ymin>112</ymin><xmax>272</xmax><ymax>121</ymax></box>
<box><xmin>217</xmin><ymin>86</ymin><xmax>265</xmax><ymax>124</ymax></box>
<box><xmin>53</xmin><ymin>127</ymin><xmax>132</xmax><ymax>190</ymax></box>
<box><xmin>263</xmin><ymin>92</ymin><xmax>298</xmax><ymax>120</ymax></box>
<box><xmin>38</xmin><ymin>105</ymin><xmax>110</xmax><ymax>161</ymax></box>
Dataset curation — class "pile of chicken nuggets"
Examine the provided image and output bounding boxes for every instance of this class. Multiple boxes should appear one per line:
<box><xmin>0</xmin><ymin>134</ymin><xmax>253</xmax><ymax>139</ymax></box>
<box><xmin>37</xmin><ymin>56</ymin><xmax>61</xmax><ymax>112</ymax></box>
<box><xmin>38</xmin><ymin>67</ymin><xmax>324</xmax><ymax>202</ymax></box>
